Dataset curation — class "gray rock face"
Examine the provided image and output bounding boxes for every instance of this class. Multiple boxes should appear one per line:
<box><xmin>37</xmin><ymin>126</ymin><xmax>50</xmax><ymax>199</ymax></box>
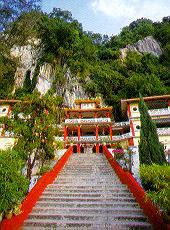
<box><xmin>11</xmin><ymin>41</ymin><xmax>88</xmax><ymax>107</ymax></box>
<box><xmin>11</xmin><ymin>39</ymin><xmax>41</xmax><ymax>90</ymax></box>
<box><xmin>63</xmin><ymin>70</ymin><xmax>88</xmax><ymax>108</ymax></box>
<box><xmin>120</xmin><ymin>36</ymin><xmax>162</xmax><ymax>59</ymax></box>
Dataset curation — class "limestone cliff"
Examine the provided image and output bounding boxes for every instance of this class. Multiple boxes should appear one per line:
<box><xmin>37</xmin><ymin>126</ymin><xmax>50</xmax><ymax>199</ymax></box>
<box><xmin>11</xmin><ymin>41</ymin><xmax>88</xmax><ymax>107</ymax></box>
<box><xmin>120</xmin><ymin>36</ymin><xmax>162</xmax><ymax>59</ymax></box>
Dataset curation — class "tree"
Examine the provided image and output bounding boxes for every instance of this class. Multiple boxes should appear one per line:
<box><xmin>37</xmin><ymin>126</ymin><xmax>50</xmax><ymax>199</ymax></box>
<box><xmin>138</xmin><ymin>94</ymin><xmax>166</xmax><ymax>165</ymax></box>
<box><xmin>0</xmin><ymin>0</ymin><xmax>41</xmax><ymax>31</ymax></box>
<box><xmin>0</xmin><ymin>92</ymin><xmax>63</xmax><ymax>181</ymax></box>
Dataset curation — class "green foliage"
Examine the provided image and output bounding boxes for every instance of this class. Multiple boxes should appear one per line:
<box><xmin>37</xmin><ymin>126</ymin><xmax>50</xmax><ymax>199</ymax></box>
<box><xmin>139</xmin><ymin>94</ymin><xmax>167</xmax><ymax>165</ymax></box>
<box><xmin>0</xmin><ymin>6</ymin><xmax>169</xmax><ymax>119</ymax></box>
<box><xmin>0</xmin><ymin>0</ymin><xmax>41</xmax><ymax>32</ymax></box>
<box><xmin>0</xmin><ymin>149</ymin><xmax>29</xmax><ymax>214</ymax></box>
<box><xmin>0</xmin><ymin>92</ymin><xmax>64</xmax><ymax>181</ymax></box>
<box><xmin>107</xmin><ymin>18</ymin><xmax>154</xmax><ymax>49</ymax></box>
<box><xmin>140</xmin><ymin>164</ymin><xmax>170</xmax><ymax>214</ymax></box>
<box><xmin>0</xmin><ymin>41</ymin><xmax>17</xmax><ymax>98</ymax></box>
<box><xmin>39</xmin><ymin>164</ymin><xmax>50</xmax><ymax>176</ymax></box>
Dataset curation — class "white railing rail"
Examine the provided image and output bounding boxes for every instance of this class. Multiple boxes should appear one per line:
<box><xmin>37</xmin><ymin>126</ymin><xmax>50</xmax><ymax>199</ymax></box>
<box><xmin>157</xmin><ymin>127</ymin><xmax>170</xmax><ymax>135</ymax></box>
<box><xmin>114</xmin><ymin>121</ymin><xmax>130</xmax><ymax>127</ymax></box>
<box><xmin>63</xmin><ymin>133</ymin><xmax>133</xmax><ymax>142</ymax></box>
<box><xmin>148</xmin><ymin>108</ymin><xmax>170</xmax><ymax>116</ymax></box>
<box><xmin>65</xmin><ymin>118</ymin><xmax>111</xmax><ymax>124</ymax></box>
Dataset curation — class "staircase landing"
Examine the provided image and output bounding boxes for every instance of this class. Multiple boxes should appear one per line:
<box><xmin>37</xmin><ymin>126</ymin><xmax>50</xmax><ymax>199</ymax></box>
<box><xmin>23</xmin><ymin>153</ymin><xmax>152</xmax><ymax>229</ymax></box>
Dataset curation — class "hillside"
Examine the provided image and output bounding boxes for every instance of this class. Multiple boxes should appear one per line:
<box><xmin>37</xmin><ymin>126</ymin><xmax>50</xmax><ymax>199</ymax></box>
<box><xmin>0</xmin><ymin>6</ymin><xmax>170</xmax><ymax>119</ymax></box>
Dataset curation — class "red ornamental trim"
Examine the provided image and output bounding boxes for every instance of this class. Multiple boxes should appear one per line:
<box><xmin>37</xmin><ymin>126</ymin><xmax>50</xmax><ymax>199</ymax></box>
<box><xmin>103</xmin><ymin>146</ymin><xmax>166</xmax><ymax>230</ymax></box>
<box><xmin>0</xmin><ymin>146</ymin><xmax>73</xmax><ymax>230</ymax></box>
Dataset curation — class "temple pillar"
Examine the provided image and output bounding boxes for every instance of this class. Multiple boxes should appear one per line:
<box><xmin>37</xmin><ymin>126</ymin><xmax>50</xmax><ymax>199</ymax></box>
<box><xmin>66</xmin><ymin>112</ymin><xmax>70</xmax><ymax>119</ymax></box>
<box><xmin>107</xmin><ymin>111</ymin><xmax>110</xmax><ymax>118</ymax></box>
<box><xmin>96</xmin><ymin>144</ymin><xmax>99</xmax><ymax>153</ymax></box>
<box><xmin>128</xmin><ymin>137</ymin><xmax>134</xmax><ymax>146</ymax></box>
<box><xmin>78</xmin><ymin>125</ymin><xmax>81</xmax><ymax>153</ymax></box>
<box><xmin>94</xmin><ymin>111</ymin><xmax>98</xmax><ymax>118</ymax></box>
<box><xmin>64</xmin><ymin>126</ymin><xmax>67</xmax><ymax>148</ymax></box>
<box><xmin>77</xmin><ymin>144</ymin><xmax>81</xmax><ymax>153</ymax></box>
<box><xmin>96</xmin><ymin>125</ymin><xmax>99</xmax><ymax>153</ymax></box>
<box><xmin>109</xmin><ymin>125</ymin><xmax>112</xmax><ymax>141</ymax></box>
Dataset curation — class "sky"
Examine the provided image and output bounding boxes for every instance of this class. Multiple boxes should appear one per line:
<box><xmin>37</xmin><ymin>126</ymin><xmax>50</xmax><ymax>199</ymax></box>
<box><xmin>42</xmin><ymin>0</ymin><xmax>170</xmax><ymax>36</ymax></box>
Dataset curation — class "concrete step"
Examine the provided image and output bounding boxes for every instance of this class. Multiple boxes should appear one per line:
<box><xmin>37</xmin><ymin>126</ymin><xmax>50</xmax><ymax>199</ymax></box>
<box><xmin>23</xmin><ymin>219</ymin><xmax>152</xmax><ymax>229</ymax></box>
<box><xmin>42</xmin><ymin>191</ymin><xmax>132</xmax><ymax>197</ymax></box>
<box><xmin>39</xmin><ymin>195</ymin><xmax>136</xmax><ymax>202</ymax></box>
<box><xmin>27</xmin><ymin>212</ymin><xmax>148</xmax><ymax>222</ymax></box>
<box><xmin>35</xmin><ymin>200</ymin><xmax>140</xmax><ymax>208</ymax></box>
<box><xmin>53</xmin><ymin>180</ymin><xmax>123</xmax><ymax>185</ymax></box>
<box><xmin>47</xmin><ymin>184</ymin><xmax>128</xmax><ymax>189</ymax></box>
<box><xmin>45</xmin><ymin>187</ymin><xmax>129</xmax><ymax>193</ymax></box>
<box><xmin>31</xmin><ymin>206</ymin><xmax>144</xmax><ymax>215</ymax></box>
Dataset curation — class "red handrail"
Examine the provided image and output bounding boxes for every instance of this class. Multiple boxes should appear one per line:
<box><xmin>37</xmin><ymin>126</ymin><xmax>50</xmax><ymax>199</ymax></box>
<box><xmin>1</xmin><ymin>146</ymin><xmax>73</xmax><ymax>230</ymax></box>
<box><xmin>103</xmin><ymin>145</ymin><xmax>168</xmax><ymax>230</ymax></box>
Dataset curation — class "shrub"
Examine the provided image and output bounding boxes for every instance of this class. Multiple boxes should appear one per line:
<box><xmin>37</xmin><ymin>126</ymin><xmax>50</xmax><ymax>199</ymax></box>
<box><xmin>140</xmin><ymin>164</ymin><xmax>170</xmax><ymax>215</ymax></box>
<box><xmin>39</xmin><ymin>165</ymin><xmax>50</xmax><ymax>175</ymax></box>
<box><xmin>0</xmin><ymin>149</ymin><xmax>29</xmax><ymax>215</ymax></box>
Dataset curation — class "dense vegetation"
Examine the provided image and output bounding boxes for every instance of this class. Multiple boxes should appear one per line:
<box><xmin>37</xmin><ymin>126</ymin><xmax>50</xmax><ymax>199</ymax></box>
<box><xmin>140</xmin><ymin>164</ymin><xmax>170</xmax><ymax>218</ymax></box>
<box><xmin>0</xmin><ymin>2</ymin><xmax>169</xmax><ymax>120</ymax></box>
<box><xmin>0</xmin><ymin>149</ymin><xmax>28</xmax><ymax>215</ymax></box>
<box><xmin>0</xmin><ymin>92</ymin><xmax>63</xmax><ymax>181</ymax></box>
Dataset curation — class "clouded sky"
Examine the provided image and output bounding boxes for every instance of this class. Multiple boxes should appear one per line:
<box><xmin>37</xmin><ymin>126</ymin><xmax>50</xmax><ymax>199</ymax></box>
<box><xmin>42</xmin><ymin>0</ymin><xmax>170</xmax><ymax>36</ymax></box>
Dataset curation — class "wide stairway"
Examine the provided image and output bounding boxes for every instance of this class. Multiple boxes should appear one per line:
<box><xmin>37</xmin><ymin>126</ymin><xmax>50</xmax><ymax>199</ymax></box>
<box><xmin>23</xmin><ymin>153</ymin><xmax>152</xmax><ymax>229</ymax></box>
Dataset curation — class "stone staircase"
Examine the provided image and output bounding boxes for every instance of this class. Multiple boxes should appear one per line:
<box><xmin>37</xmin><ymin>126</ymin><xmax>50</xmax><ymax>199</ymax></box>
<box><xmin>23</xmin><ymin>153</ymin><xmax>152</xmax><ymax>229</ymax></box>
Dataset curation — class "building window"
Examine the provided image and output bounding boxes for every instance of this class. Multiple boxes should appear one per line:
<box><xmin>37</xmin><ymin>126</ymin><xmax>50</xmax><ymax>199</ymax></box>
<box><xmin>136</xmin><ymin>125</ymin><xmax>140</xmax><ymax>130</ymax></box>
<box><xmin>132</xmin><ymin>107</ymin><xmax>138</xmax><ymax>112</ymax></box>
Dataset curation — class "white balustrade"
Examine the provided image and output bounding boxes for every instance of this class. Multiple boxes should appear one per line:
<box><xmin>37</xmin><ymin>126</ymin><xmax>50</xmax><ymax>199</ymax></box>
<box><xmin>80</xmin><ymin>136</ymin><xmax>96</xmax><ymax>142</ymax></box>
<box><xmin>65</xmin><ymin>118</ymin><xmax>111</xmax><ymax>124</ymax></box>
<box><xmin>148</xmin><ymin>108</ymin><xmax>170</xmax><ymax>116</ymax></box>
<box><xmin>114</xmin><ymin>121</ymin><xmax>130</xmax><ymax>127</ymax></box>
<box><xmin>65</xmin><ymin>133</ymin><xmax>132</xmax><ymax>142</ymax></box>
<box><xmin>112</xmin><ymin>133</ymin><xmax>132</xmax><ymax>141</ymax></box>
<box><xmin>157</xmin><ymin>127</ymin><xmax>170</xmax><ymax>135</ymax></box>
<box><xmin>67</xmin><ymin>136</ymin><xmax>78</xmax><ymax>141</ymax></box>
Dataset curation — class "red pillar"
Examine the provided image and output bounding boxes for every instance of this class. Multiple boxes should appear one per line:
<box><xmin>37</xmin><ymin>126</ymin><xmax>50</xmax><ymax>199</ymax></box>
<box><xmin>109</xmin><ymin>125</ymin><xmax>112</xmax><ymax>141</ymax></box>
<box><xmin>107</xmin><ymin>111</ymin><xmax>110</xmax><ymax>118</ymax></box>
<box><xmin>128</xmin><ymin>104</ymin><xmax>135</xmax><ymax>137</ymax></box>
<box><xmin>94</xmin><ymin>111</ymin><xmax>97</xmax><ymax>118</ymax></box>
<box><xmin>96</xmin><ymin>144</ymin><xmax>99</xmax><ymax>153</ymax></box>
<box><xmin>96</xmin><ymin>125</ymin><xmax>99</xmax><ymax>140</ymax></box>
<box><xmin>77</xmin><ymin>125</ymin><xmax>81</xmax><ymax>153</ymax></box>
<box><xmin>96</xmin><ymin>125</ymin><xmax>99</xmax><ymax>153</ymax></box>
<box><xmin>79</xmin><ymin>112</ymin><xmax>82</xmax><ymax>119</ymax></box>
<box><xmin>128</xmin><ymin>137</ymin><xmax>134</xmax><ymax>146</ymax></box>
<box><xmin>66</xmin><ymin>112</ymin><xmax>70</xmax><ymax>119</ymax></box>
<box><xmin>64</xmin><ymin>126</ymin><xmax>67</xmax><ymax>148</ymax></box>
<box><xmin>7</xmin><ymin>105</ymin><xmax>11</xmax><ymax>117</ymax></box>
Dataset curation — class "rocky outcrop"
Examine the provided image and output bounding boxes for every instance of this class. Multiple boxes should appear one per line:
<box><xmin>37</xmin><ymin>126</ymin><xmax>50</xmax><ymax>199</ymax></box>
<box><xmin>11</xmin><ymin>41</ymin><xmax>88</xmax><ymax>107</ymax></box>
<box><xmin>11</xmin><ymin>39</ymin><xmax>41</xmax><ymax>90</ymax></box>
<box><xmin>63</xmin><ymin>70</ymin><xmax>87</xmax><ymax>108</ymax></box>
<box><xmin>120</xmin><ymin>36</ymin><xmax>162</xmax><ymax>59</ymax></box>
